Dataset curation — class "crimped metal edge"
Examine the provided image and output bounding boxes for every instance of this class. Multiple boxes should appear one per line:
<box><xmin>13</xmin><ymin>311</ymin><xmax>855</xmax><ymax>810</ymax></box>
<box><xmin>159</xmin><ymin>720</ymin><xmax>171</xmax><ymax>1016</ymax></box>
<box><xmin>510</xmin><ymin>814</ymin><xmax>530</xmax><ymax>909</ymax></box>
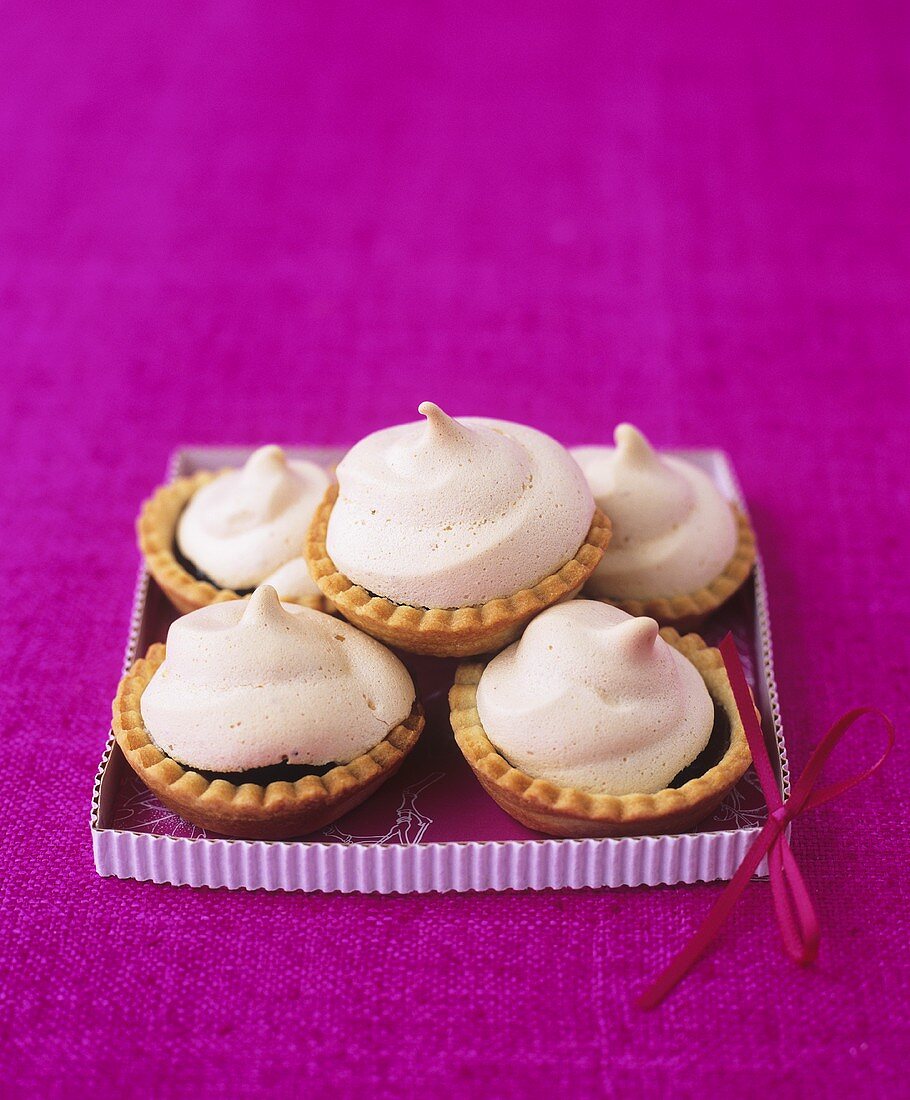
<box><xmin>91</xmin><ymin>828</ymin><xmax>762</xmax><ymax>893</ymax></box>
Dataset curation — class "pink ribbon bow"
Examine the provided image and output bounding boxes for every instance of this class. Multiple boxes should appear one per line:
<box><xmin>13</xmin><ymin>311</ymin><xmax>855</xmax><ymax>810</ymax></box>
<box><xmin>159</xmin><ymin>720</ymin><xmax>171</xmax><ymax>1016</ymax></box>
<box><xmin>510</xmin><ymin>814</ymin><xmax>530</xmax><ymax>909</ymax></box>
<box><xmin>637</xmin><ymin>632</ymin><xmax>894</xmax><ymax>1010</ymax></box>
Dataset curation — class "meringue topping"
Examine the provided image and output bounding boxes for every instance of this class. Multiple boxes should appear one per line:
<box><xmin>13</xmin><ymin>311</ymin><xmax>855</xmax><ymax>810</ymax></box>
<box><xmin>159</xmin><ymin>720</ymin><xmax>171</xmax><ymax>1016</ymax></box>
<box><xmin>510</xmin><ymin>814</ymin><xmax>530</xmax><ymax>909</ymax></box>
<box><xmin>325</xmin><ymin>402</ymin><xmax>594</xmax><ymax>609</ymax></box>
<box><xmin>571</xmin><ymin>425</ymin><xmax>737</xmax><ymax>599</ymax></box>
<box><xmin>140</xmin><ymin>586</ymin><xmax>415</xmax><ymax>772</ymax></box>
<box><xmin>475</xmin><ymin>600</ymin><xmax>714</xmax><ymax>795</ymax></box>
<box><xmin>260</xmin><ymin>556</ymin><xmax>322</xmax><ymax>603</ymax></box>
<box><xmin>176</xmin><ymin>445</ymin><xmax>330</xmax><ymax>593</ymax></box>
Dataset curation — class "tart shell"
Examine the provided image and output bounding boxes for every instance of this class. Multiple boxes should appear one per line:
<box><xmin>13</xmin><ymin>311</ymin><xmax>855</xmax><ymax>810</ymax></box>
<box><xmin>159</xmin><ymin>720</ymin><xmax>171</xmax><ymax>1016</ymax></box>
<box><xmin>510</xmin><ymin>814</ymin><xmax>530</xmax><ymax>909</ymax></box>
<box><xmin>137</xmin><ymin>471</ymin><xmax>328</xmax><ymax>615</ymax></box>
<box><xmin>449</xmin><ymin>629</ymin><xmax>753</xmax><ymax>838</ymax></box>
<box><xmin>305</xmin><ymin>483</ymin><xmax>612</xmax><ymax>657</ymax></box>
<box><xmin>586</xmin><ymin>505</ymin><xmax>757</xmax><ymax>631</ymax></box>
<box><xmin>113</xmin><ymin>643</ymin><xmax>425</xmax><ymax>840</ymax></box>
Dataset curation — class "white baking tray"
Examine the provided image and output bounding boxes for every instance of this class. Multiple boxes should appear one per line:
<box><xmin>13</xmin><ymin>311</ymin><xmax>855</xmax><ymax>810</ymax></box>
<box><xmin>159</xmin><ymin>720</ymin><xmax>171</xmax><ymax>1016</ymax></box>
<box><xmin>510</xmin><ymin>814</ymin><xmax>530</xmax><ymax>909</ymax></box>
<box><xmin>91</xmin><ymin>445</ymin><xmax>789</xmax><ymax>893</ymax></box>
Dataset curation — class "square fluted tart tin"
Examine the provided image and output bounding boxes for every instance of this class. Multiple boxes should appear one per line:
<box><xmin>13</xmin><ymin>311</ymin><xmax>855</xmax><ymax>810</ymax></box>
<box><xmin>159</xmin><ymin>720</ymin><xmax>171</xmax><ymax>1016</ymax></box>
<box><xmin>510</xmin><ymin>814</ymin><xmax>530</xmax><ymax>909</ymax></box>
<box><xmin>91</xmin><ymin>445</ymin><xmax>789</xmax><ymax>894</ymax></box>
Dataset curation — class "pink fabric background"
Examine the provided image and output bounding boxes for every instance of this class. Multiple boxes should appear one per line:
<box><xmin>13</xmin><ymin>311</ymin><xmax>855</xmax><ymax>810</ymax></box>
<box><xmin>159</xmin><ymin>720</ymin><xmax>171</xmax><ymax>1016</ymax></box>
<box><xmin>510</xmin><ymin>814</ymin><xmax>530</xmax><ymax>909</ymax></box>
<box><xmin>2</xmin><ymin>2</ymin><xmax>908</xmax><ymax>1095</ymax></box>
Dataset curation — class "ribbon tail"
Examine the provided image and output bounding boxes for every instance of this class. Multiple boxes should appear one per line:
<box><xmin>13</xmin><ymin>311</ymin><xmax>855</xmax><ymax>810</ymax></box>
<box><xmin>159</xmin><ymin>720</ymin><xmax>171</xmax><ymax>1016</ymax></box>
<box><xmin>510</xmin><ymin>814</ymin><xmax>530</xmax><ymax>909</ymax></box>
<box><xmin>771</xmin><ymin>836</ymin><xmax>820</xmax><ymax>964</ymax></box>
<box><xmin>636</xmin><ymin>819</ymin><xmax>779</xmax><ymax>1010</ymax></box>
<box><xmin>637</xmin><ymin>640</ymin><xmax>893</xmax><ymax>1010</ymax></box>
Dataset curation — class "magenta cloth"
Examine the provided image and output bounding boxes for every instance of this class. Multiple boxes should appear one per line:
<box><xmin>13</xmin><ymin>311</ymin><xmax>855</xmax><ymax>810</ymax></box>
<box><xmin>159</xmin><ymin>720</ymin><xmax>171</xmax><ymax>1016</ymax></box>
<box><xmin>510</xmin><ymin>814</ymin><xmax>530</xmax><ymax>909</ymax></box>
<box><xmin>1</xmin><ymin>1</ymin><xmax>908</xmax><ymax>1095</ymax></box>
<box><xmin>638</xmin><ymin>640</ymin><xmax>897</xmax><ymax>1010</ymax></box>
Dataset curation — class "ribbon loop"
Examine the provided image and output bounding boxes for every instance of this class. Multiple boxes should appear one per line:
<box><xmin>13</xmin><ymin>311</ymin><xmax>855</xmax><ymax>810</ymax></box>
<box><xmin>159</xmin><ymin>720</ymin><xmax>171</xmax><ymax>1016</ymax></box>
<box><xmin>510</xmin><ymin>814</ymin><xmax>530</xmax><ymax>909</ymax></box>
<box><xmin>636</xmin><ymin>633</ymin><xmax>894</xmax><ymax>1010</ymax></box>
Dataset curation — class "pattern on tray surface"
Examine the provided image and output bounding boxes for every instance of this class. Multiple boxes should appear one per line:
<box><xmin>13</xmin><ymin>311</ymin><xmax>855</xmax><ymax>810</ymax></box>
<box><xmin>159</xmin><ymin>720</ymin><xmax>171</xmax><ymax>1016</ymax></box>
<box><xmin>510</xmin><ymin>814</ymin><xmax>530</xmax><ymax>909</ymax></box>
<box><xmin>322</xmin><ymin>772</ymin><xmax>444</xmax><ymax>845</ymax></box>
<box><xmin>111</xmin><ymin>764</ymin><xmax>766</xmax><ymax>842</ymax></box>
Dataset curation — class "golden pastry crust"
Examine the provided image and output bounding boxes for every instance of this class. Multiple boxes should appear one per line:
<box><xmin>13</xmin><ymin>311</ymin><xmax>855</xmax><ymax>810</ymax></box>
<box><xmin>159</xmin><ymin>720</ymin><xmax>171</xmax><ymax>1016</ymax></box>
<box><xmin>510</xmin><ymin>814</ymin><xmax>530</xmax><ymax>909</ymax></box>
<box><xmin>449</xmin><ymin>629</ymin><xmax>754</xmax><ymax>838</ymax></box>
<box><xmin>305</xmin><ymin>483</ymin><xmax>612</xmax><ymax>657</ymax></box>
<box><xmin>113</xmin><ymin>643</ymin><xmax>425</xmax><ymax>840</ymax></box>
<box><xmin>137</xmin><ymin>471</ymin><xmax>329</xmax><ymax>615</ymax></box>
<box><xmin>587</xmin><ymin>505</ymin><xmax>756</xmax><ymax>631</ymax></box>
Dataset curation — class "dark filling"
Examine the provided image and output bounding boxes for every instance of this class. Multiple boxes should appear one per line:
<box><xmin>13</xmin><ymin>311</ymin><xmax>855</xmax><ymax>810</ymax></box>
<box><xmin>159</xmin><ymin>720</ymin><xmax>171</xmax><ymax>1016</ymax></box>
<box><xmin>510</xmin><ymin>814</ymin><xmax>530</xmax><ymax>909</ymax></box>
<box><xmin>147</xmin><ymin>726</ymin><xmax>341</xmax><ymax>784</ymax></box>
<box><xmin>174</xmin><ymin>542</ymin><xmax>256</xmax><ymax>596</ymax></box>
<box><xmin>192</xmin><ymin>759</ymin><xmax>335</xmax><ymax>785</ymax></box>
<box><xmin>668</xmin><ymin>703</ymin><xmax>730</xmax><ymax>788</ymax></box>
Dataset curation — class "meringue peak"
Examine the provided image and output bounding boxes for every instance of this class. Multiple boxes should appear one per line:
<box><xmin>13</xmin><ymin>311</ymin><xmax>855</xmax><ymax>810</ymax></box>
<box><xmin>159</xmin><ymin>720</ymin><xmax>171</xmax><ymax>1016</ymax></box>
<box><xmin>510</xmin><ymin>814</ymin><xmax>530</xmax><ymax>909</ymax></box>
<box><xmin>241</xmin><ymin>584</ymin><xmax>285</xmax><ymax>626</ymax></box>
<box><xmin>614</xmin><ymin>423</ymin><xmax>658</xmax><ymax>467</ymax></box>
<box><xmin>417</xmin><ymin>401</ymin><xmax>472</xmax><ymax>448</ymax></box>
<box><xmin>242</xmin><ymin>444</ymin><xmax>287</xmax><ymax>479</ymax></box>
<box><xmin>417</xmin><ymin>400</ymin><xmax>450</xmax><ymax>426</ymax></box>
<box><xmin>611</xmin><ymin>616</ymin><xmax>660</xmax><ymax>656</ymax></box>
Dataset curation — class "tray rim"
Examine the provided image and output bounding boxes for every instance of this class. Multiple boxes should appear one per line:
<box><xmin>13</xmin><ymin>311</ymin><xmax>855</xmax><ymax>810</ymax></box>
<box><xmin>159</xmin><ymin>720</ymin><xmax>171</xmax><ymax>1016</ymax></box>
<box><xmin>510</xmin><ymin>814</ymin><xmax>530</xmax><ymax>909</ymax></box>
<box><xmin>90</xmin><ymin>444</ymin><xmax>789</xmax><ymax>893</ymax></box>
